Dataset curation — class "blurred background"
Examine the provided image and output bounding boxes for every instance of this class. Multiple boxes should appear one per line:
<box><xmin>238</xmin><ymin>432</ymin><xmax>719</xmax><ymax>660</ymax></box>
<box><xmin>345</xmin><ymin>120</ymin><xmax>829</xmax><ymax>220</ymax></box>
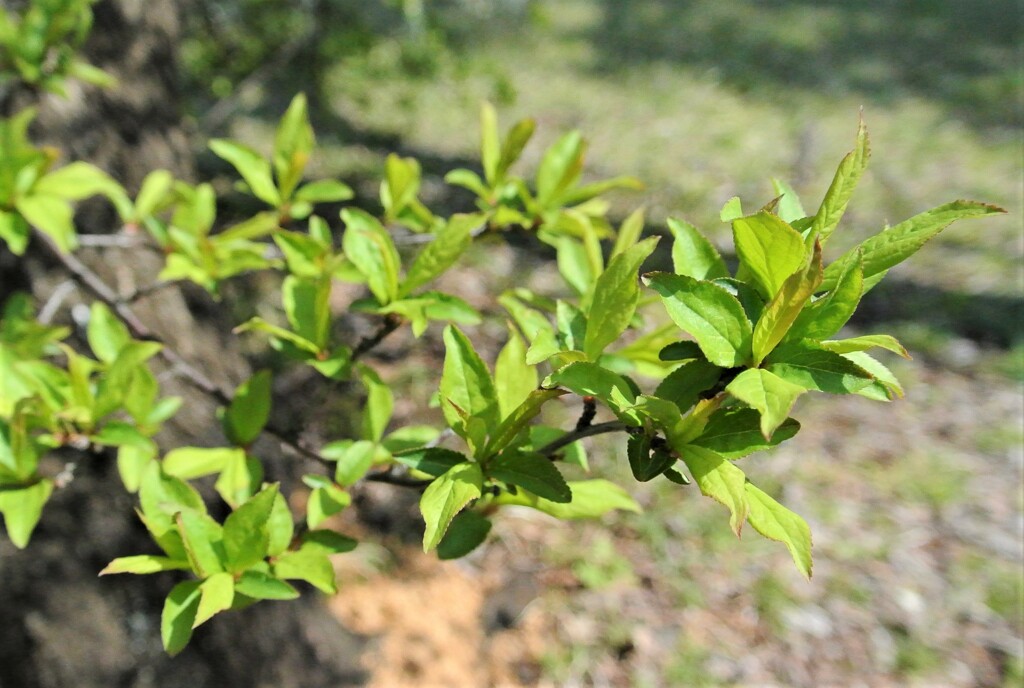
<box><xmin>3</xmin><ymin>1</ymin><xmax>1022</xmax><ymax>686</ymax></box>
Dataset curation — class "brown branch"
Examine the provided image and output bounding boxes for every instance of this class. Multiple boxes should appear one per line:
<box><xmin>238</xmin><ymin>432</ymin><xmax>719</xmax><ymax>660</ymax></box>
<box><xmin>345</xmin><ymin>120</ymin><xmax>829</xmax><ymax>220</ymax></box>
<box><xmin>537</xmin><ymin>419</ymin><xmax>627</xmax><ymax>459</ymax></box>
<box><xmin>351</xmin><ymin>313</ymin><xmax>403</xmax><ymax>361</ymax></box>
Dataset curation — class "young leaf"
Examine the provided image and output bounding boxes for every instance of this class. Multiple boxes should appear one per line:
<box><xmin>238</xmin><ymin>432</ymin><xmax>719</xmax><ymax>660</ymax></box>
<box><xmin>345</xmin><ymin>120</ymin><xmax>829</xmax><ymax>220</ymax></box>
<box><xmin>282</xmin><ymin>276</ymin><xmax>330</xmax><ymax>351</ymax></box>
<box><xmin>401</xmin><ymin>214</ymin><xmax>477</xmax><ymax>296</ymax></box>
<box><xmin>480</xmin><ymin>102</ymin><xmax>501</xmax><ymax>185</ymax></box>
<box><xmin>536</xmin><ymin>131</ymin><xmax>584</xmax><ymax>205</ymax></box>
<box><xmin>819</xmin><ymin>200</ymin><xmax>1005</xmax><ymax>291</ymax></box>
<box><xmin>440</xmin><ymin>326</ymin><xmax>500</xmax><ymax>447</ymax></box>
<box><xmin>437</xmin><ymin>510</ymin><xmax>491</xmax><ymax>560</ymax></box>
<box><xmin>584</xmin><ymin>236</ymin><xmax>659</xmax><ymax>361</ymax></box>
<box><xmin>543</xmin><ymin>362</ymin><xmax>637</xmax><ymax>422</ymax></box>
<box><xmin>842</xmin><ymin>351</ymin><xmax>904</xmax><ymax>400</ymax></box>
<box><xmin>720</xmin><ymin>196</ymin><xmax>743</xmax><ymax>222</ymax></box>
<box><xmin>273</xmin><ymin>549</ymin><xmax>337</xmax><ymax>594</ymax></box>
<box><xmin>745</xmin><ymin>481</ymin><xmax>813</xmax><ymax>579</ymax></box>
<box><xmin>497</xmin><ymin>117</ymin><xmax>536</xmax><ymax>181</ymax></box>
<box><xmin>209</xmin><ymin>139</ymin><xmax>280</xmax><ymax>207</ymax></box>
<box><xmin>273</xmin><ymin>93</ymin><xmax>314</xmax><ymax>200</ymax></box>
<box><xmin>175</xmin><ymin>510</ymin><xmax>225</xmax><ymax>577</ymax></box>
<box><xmin>644</xmin><ymin>272</ymin><xmax>752</xmax><ymax>368</ymax></box>
<box><xmin>358</xmin><ymin>365</ymin><xmax>393</xmax><ymax>443</ymax></box>
<box><xmin>234</xmin><ymin>570</ymin><xmax>300</xmax><ymax>600</ymax></box>
<box><xmin>163</xmin><ymin>447</ymin><xmax>242</xmax><ymax>480</ymax></box>
<box><xmin>420</xmin><ymin>462</ymin><xmax>483</xmax><ymax>552</ymax></box>
<box><xmin>394</xmin><ymin>447</ymin><xmax>468</xmax><ymax>477</ymax></box>
<box><xmin>0</xmin><ymin>479</ymin><xmax>53</xmax><ymax>548</ymax></box>
<box><xmin>680</xmin><ymin>445</ymin><xmax>748</xmax><ymax>535</ymax></box>
<box><xmin>820</xmin><ymin>334</ymin><xmax>909</xmax><ymax>358</ymax></box>
<box><xmin>771</xmin><ymin>178</ymin><xmax>807</xmax><ymax>223</ymax></box>
<box><xmin>494</xmin><ymin>326</ymin><xmax>536</xmax><ymax>420</ymax></box>
<box><xmin>808</xmin><ymin>117</ymin><xmax>869</xmax><ymax>245</ymax></box>
<box><xmin>484</xmin><ymin>388</ymin><xmax>566</xmax><ymax>458</ymax></box>
<box><xmin>731</xmin><ymin>212</ymin><xmax>806</xmax><ymax>299</ymax></box>
<box><xmin>194</xmin><ymin>572</ymin><xmax>235</xmax><ymax>628</ymax></box>
<box><xmin>87</xmin><ymin>302</ymin><xmax>130</xmax><ymax>363</ymax></box>
<box><xmin>766</xmin><ymin>341</ymin><xmax>875</xmax><ymax>394</ymax></box>
<box><xmin>100</xmin><ymin>555</ymin><xmax>190</xmax><ymax>575</ymax></box>
<box><xmin>328</xmin><ymin>440</ymin><xmax>376</xmax><ymax>487</ymax></box>
<box><xmin>725</xmin><ymin>368</ymin><xmax>805</xmax><ymax>439</ymax></box>
<box><xmin>222</xmin><ymin>485</ymin><xmax>278</xmax><ymax>573</ymax></box>
<box><xmin>294</xmin><ymin>179</ymin><xmax>353</xmax><ymax>204</ymax></box>
<box><xmin>15</xmin><ymin>194</ymin><xmax>77</xmax><ymax>252</ymax></box>
<box><xmin>751</xmin><ymin>241</ymin><xmax>823</xmax><ymax>364</ymax></box>
<box><xmin>161</xmin><ymin>581</ymin><xmax>201</xmax><ymax>655</ymax></box>
<box><xmin>667</xmin><ymin>218</ymin><xmax>728</xmax><ymax>280</ymax></box>
<box><xmin>610</xmin><ymin>208</ymin><xmax>645</xmax><ymax>260</ymax></box>
<box><xmin>493</xmin><ymin>479</ymin><xmax>640</xmax><ymax>519</ymax></box>
<box><xmin>488</xmin><ymin>451</ymin><xmax>571</xmax><ymax>503</ymax></box>
<box><xmin>341</xmin><ymin>208</ymin><xmax>401</xmax><ymax>304</ymax></box>
<box><xmin>787</xmin><ymin>253</ymin><xmax>863</xmax><ymax>341</ymax></box>
<box><xmin>223</xmin><ymin>370</ymin><xmax>272</xmax><ymax>447</ymax></box>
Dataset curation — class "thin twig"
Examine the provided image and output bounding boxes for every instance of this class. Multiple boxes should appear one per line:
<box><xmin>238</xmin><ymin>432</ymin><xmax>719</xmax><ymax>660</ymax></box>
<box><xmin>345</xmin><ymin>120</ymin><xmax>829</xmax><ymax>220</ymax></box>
<box><xmin>38</xmin><ymin>280</ymin><xmax>77</xmax><ymax>324</ymax></box>
<box><xmin>351</xmin><ymin>313</ymin><xmax>403</xmax><ymax>361</ymax></box>
<box><xmin>537</xmin><ymin>420</ymin><xmax>627</xmax><ymax>458</ymax></box>
<box><xmin>77</xmin><ymin>233</ymin><xmax>148</xmax><ymax>248</ymax></box>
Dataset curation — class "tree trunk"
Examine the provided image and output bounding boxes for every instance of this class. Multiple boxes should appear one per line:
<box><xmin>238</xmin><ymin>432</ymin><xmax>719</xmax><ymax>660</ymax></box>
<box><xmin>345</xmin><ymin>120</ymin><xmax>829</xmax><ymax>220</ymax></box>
<box><xmin>0</xmin><ymin>2</ymin><xmax>366</xmax><ymax>685</ymax></box>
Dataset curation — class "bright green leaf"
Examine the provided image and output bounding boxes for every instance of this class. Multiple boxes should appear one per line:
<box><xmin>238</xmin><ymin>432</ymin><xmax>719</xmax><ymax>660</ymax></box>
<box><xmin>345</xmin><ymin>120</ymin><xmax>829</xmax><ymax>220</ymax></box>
<box><xmin>668</xmin><ymin>218</ymin><xmax>728</xmax><ymax>280</ymax></box>
<box><xmin>420</xmin><ymin>462</ymin><xmax>483</xmax><ymax>552</ymax></box>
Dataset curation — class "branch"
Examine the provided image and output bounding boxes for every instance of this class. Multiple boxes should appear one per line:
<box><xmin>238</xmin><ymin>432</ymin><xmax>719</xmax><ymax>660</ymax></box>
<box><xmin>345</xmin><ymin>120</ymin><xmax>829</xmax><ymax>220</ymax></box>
<box><xmin>351</xmin><ymin>313</ymin><xmax>403</xmax><ymax>361</ymax></box>
<box><xmin>537</xmin><ymin>419</ymin><xmax>627</xmax><ymax>459</ymax></box>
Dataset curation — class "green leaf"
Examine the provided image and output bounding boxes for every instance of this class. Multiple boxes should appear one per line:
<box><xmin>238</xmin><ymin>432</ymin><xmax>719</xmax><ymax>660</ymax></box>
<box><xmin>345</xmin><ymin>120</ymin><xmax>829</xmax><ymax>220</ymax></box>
<box><xmin>720</xmin><ymin>196</ymin><xmax>743</xmax><ymax>222</ymax></box>
<box><xmin>488</xmin><ymin>451</ymin><xmax>571</xmax><ymax>502</ymax></box>
<box><xmin>0</xmin><ymin>210</ymin><xmax>29</xmax><ymax>254</ymax></box>
<box><xmin>34</xmin><ymin>162</ymin><xmax>126</xmax><ymax>206</ymax></box>
<box><xmin>266</xmin><ymin>492</ymin><xmax>294</xmax><ymax>556</ymax></box>
<box><xmin>809</xmin><ymin>117</ymin><xmax>869</xmax><ymax>245</ymax></box>
<box><xmin>164</xmin><ymin>447</ymin><xmax>242</xmax><ymax>480</ymax></box>
<box><xmin>627</xmin><ymin>432</ymin><xmax>676</xmax><ymax>482</ymax></box>
<box><xmin>273</xmin><ymin>549</ymin><xmax>337</xmax><ymax>594</ymax></box>
<box><xmin>667</xmin><ymin>218</ymin><xmax>728</xmax><ymax>280</ymax></box>
<box><xmin>294</xmin><ymin>179</ymin><xmax>353</xmax><ymax>204</ymax></box>
<box><xmin>175</xmin><ymin>510</ymin><xmax>225</xmax><ymax>577</ymax></box>
<box><xmin>494</xmin><ymin>326</ymin><xmax>536</xmax><ymax>420</ymax></box>
<box><xmin>731</xmin><ymin>212</ymin><xmax>807</xmax><ymax>299</ymax></box>
<box><xmin>393</xmin><ymin>447</ymin><xmax>468</xmax><ymax>478</ymax></box>
<box><xmin>357</xmin><ymin>365</ymin><xmax>393</xmax><ymax>443</ymax></box>
<box><xmin>787</xmin><ymin>253</ymin><xmax>863</xmax><ymax>341</ymax></box>
<box><xmin>751</xmin><ymin>241</ymin><xmax>823</xmax><ymax>364</ymax></box>
<box><xmin>480</xmin><ymin>102</ymin><xmax>501</xmax><ymax>185</ymax></box>
<box><xmin>85</xmin><ymin>302</ymin><xmax>130</xmax><ymax>363</ymax></box>
<box><xmin>401</xmin><ymin>214</ymin><xmax>477</xmax><ymax>296</ymax></box>
<box><xmin>15</xmin><ymin>194</ymin><xmax>76</xmax><ymax>252</ymax></box>
<box><xmin>437</xmin><ymin>510</ymin><xmax>491</xmax><ymax>560</ymax></box>
<box><xmin>842</xmin><ymin>351</ymin><xmax>904</xmax><ymax>400</ymax></box>
<box><xmin>380</xmin><ymin>154</ymin><xmax>422</xmax><ymax>216</ymax></box>
<box><xmin>326</xmin><ymin>439</ymin><xmax>376</xmax><ymax>487</ymax></box>
<box><xmin>233</xmin><ymin>317</ymin><xmax>320</xmax><ymax>355</ymax></box>
<box><xmin>274</xmin><ymin>229</ymin><xmax>326</xmax><ymax>278</ymax></box>
<box><xmin>543</xmin><ymin>362</ymin><xmax>637</xmax><ymax>423</ymax></box>
<box><xmin>224</xmin><ymin>370</ymin><xmax>272</xmax><ymax>447</ymax></box>
<box><xmin>282</xmin><ymin>275</ymin><xmax>330</xmax><ymax>351</ymax></box>
<box><xmin>584</xmin><ymin>236</ymin><xmax>659</xmax><ymax>361</ymax></box>
<box><xmin>273</xmin><ymin>93</ymin><xmax>314</xmax><ymax>200</ymax></box>
<box><xmin>420</xmin><ymin>462</ymin><xmax>483</xmax><ymax>552</ymax></box>
<box><xmin>440</xmin><ymin>325</ymin><xmax>499</xmax><ymax>449</ymax></box>
<box><xmin>161</xmin><ymin>581</ymin><xmax>201</xmax><ymax>655</ymax></box>
<box><xmin>536</xmin><ymin>131</ymin><xmax>584</xmax><ymax>205</ymax></box>
<box><xmin>0</xmin><ymin>479</ymin><xmax>53</xmax><ymax>548</ymax></box>
<box><xmin>484</xmin><ymin>389</ymin><xmax>565</xmax><ymax>458</ymax></box>
<box><xmin>444</xmin><ymin>169</ymin><xmax>488</xmax><ymax>197</ymax></box>
<box><xmin>690</xmin><ymin>408</ymin><xmax>800</xmax><ymax>459</ymax></box>
<box><xmin>100</xmin><ymin>555</ymin><xmax>190</xmax><ymax>575</ymax></box>
<box><xmin>820</xmin><ymin>200</ymin><xmax>1005</xmax><ymax>291</ymax></box>
<box><xmin>680</xmin><ymin>445</ymin><xmax>748</xmax><ymax>535</ymax></box>
<box><xmin>223</xmin><ymin>485</ymin><xmax>278</xmax><ymax>572</ymax></box>
<box><xmin>771</xmin><ymin>179</ymin><xmax>807</xmax><ymax>224</ymax></box>
<box><xmin>725</xmin><ymin>368</ymin><xmax>805</xmax><ymax>440</ymax></box>
<box><xmin>117</xmin><ymin>443</ymin><xmax>156</xmax><ymax>492</ymax></box>
<box><xmin>644</xmin><ymin>272</ymin><xmax>752</xmax><ymax>368</ymax></box>
<box><xmin>341</xmin><ymin>208</ymin><xmax>401</xmax><ymax>304</ymax></box>
<box><xmin>498</xmin><ymin>117</ymin><xmax>536</xmax><ymax>181</ymax></box>
<box><xmin>745</xmin><ymin>482</ymin><xmax>813</xmax><ymax>579</ymax></box>
<box><xmin>658</xmin><ymin>341</ymin><xmax>705</xmax><ymax>361</ymax></box>
<box><xmin>209</xmin><ymin>139</ymin><xmax>280</xmax><ymax>207</ymax></box>
<box><xmin>135</xmin><ymin>170</ymin><xmax>175</xmax><ymax>219</ymax></box>
<box><xmin>306</xmin><ymin>482</ymin><xmax>351</xmax><ymax>529</ymax></box>
<box><xmin>493</xmin><ymin>479</ymin><xmax>640</xmax><ymax>519</ymax></box>
<box><xmin>820</xmin><ymin>334</ymin><xmax>909</xmax><ymax>358</ymax></box>
<box><xmin>301</xmin><ymin>529</ymin><xmax>358</xmax><ymax>554</ymax></box>
<box><xmin>194</xmin><ymin>572</ymin><xmax>235</xmax><ymax>628</ymax></box>
<box><xmin>610</xmin><ymin>208</ymin><xmax>645</xmax><ymax>260</ymax></box>
<box><xmin>766</xmin><ymin>341</ymin><xmax>875</xmax><ymax>394</ymax></box>
<box><xmin>653</xmin><ymin>358</ymin><xmax>723</xmax><ymax>413</ymax></box>
<box><xmin>234</xmin><ymin>570</ymin><xmax>299</xmax><ymax>600</ymax></box>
